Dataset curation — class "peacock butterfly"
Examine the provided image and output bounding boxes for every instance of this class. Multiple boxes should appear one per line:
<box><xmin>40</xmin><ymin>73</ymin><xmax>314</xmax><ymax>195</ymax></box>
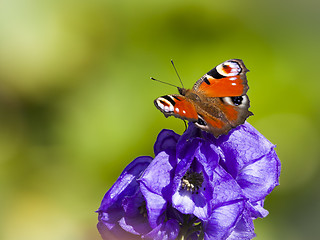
<box><xmin>154</xmin><ymin>59</ymin><xmax>253</xmax><ymax>138</ymax></box>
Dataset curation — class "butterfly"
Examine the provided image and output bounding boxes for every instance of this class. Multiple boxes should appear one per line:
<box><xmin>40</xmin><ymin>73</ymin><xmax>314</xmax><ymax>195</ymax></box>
<box><xmin>154</xmin><ymin>59</ymin><xmax>253</xmax><ymax>138</ymax></box>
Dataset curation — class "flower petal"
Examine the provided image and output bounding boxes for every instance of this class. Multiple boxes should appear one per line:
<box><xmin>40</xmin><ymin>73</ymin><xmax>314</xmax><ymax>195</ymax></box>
<box><xmin>211</xmin><ymin>165</ymin><xmax>244</xmax><ymax>207</ymax></box>
<box><xmin>226</xmin><ymin>208</ymin><xmax>256</xmax><ymax>240</ymax></box>
<box><xmin>139</xmin><ymin>184</ymin><xmax>167</xmax><ymax>228</ymax></box>
<box><xmin>214</xmin><ymin>122</ymin><xmax>276</xmax><ymax>178</ymax></box>
<box><xmin>247</xmin><ymin>200</ymin><xmax>269</xmax><ymax>219</ymax></box>
<box><xmin>203</xmin><ymin>200</ymin><xmax>245</xmax><ymax>240</ymax></box>
<box><xmin>143</xmin><ymin>219</ymin><xmax>180</xmax><ymax>240</ymax></box>
<box><xmin>139</xmin><ymin>151</ymin><xmax>177</xmax><ymax>227</ymax></box>
<box><xmin>236</xmin><ymin>149</ymin><xmax>280</xmax><ymax>201</ymax></box>
<box><xmin>119</xmin><ymin>215</ymin><xmax>150</xmax><ymax>236</ymax></box>
<box><xmin>172</xmin><ymin>141</ymin><xmax>212</xmax><ymax>219</ymax></box>
<box><xmin>98</xmin><ymin>209</ymin><xmax>124</xmax><ymax>231</ymax></box>
<box><xmin>195</xmin><ymin>142</ymin><xmax>219</xmax><ymax>180</ymax></box>
<box><xmin>154</xmin><ymin>129</ymin><xmax>180</xmax><ymax>155</ymax></box>
<box><xmin>97</xmin><ymin>220</ymin><xmax>142</xmax><ymax>240</ymax></box>
<box><xmin>172</xmin><ymin>190</ymin><xmax>196</xmax><ymax>214</ymax></box>
<box><xmin>140</xmin><ymin>151</ymin><xmax>176</xmax><ymax>200</ymax></box>
<box><xmin>97</xmin><ymin>156</ymin><xmax>153</xmax><ymax>237</ymax></box>
<box><xmin>98</xmin><ymin>156</ymin><xmax>153</xmax><ymax>212</ymax></box>
<box><xmin>192</xmin><ymin>192</ymin><xmax>210</xmax><ymax>220</ymax></box>
<box><xmin>122</xmin><ymin>191</ymin><xmax>144</xmax><ymax>217</ymax></box>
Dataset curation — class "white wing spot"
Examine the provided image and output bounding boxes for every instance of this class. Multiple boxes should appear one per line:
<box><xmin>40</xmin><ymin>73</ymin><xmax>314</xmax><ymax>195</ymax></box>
<box><xmin>183</xmin><ymin>110</ymin><xmax>186</xmax><ymax>114</ymax></box>
<box><xmin>156</xmin><ymin>98</ymin><xmax>175</xmax><ymax>112</ymax></box>
<box><xmin>157</xmin><ymin>101</ymin><xmax>164</xmax><ymax>109</ymax></box>
<box><xmin>175</xmin><ymin>108</ymin><xmax>179</xmax><ymax>113</ymax></box>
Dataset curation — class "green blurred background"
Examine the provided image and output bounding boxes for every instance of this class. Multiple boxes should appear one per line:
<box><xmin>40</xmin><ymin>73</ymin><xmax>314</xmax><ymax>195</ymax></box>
<box><xmin>0</xmin><ymin>0</ymin><xmax>319</xmax><ymax>239</ymax></box>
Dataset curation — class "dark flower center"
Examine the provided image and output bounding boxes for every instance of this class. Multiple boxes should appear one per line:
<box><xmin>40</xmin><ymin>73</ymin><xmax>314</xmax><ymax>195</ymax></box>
<box><xmin>180</xmin><ymin>171</ymin><xmax>204</xmax><ymax>194</ymax></box>
<box><xmin>138</xmin><ymin>201</ymin><xmax>148</xmax><ymax>218</ymax></box>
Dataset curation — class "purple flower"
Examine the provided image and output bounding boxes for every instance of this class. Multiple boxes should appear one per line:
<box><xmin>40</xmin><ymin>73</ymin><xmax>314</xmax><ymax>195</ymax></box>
<box><xmin>97</xmin><ymin>156</ymin><xmax>180</xmax><ymax>240</ymax></box>
<box><xmin>97</xmin><ymin>122</ymin><xmax>280</xmax><ymax>240</ymax></box>
<box><xmin>140</xmin><ymin>128</ymin><xmax>248</xmax><ymax>239</ymax></box>
<box><xmin>97</xmin><ymin>156</ymin><xmax>152</xmax><ymax>239</ymax></box>
<box><xmin>210</xmin><ymin>122</ymin><xmax>281</xmax><ymax>219</ymax></box>
<box><xmin>171</xmin><ymin>139</ymin><xmax>245</xmax><ymax>221</ymax></box>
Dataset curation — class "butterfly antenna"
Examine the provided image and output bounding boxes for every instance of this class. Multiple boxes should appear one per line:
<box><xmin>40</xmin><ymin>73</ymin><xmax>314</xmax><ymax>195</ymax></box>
<box><xmin>171</xmin><ymin>60</ymin><xmax>184</xmax><ymax>88</ymax></box>
<box><xmin>150</xmin><ymin>77</ymin><xmax>180</xmax><ymax>88</ymax></box>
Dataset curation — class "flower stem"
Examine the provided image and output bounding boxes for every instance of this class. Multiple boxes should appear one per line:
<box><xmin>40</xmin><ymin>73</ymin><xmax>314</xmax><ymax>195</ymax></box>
<box><xmin>176</xmin><ymin>215</ymin><xmax>189</xmax><ymax>240</ymax></box>
<box><xmin>198</xmin><ymin>230</ymin><xmax>204</xmax><ymax>240</ymax></box>
<box><xmin>177</xmin><ymin>215</ymin><xmax>205</xmax><ymax>240</ymax></box>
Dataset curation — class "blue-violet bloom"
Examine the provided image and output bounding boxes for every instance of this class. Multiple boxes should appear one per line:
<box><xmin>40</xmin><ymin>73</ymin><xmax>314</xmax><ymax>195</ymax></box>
<box><xmin>97</xmin><ymin>122</ymin><xmax>280</xmax><ymax>240</ymax></box>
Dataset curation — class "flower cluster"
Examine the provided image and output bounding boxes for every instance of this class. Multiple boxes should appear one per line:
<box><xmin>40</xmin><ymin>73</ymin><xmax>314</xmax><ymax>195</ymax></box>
<box><xmin>97</xmin><ymin>122</ymin><xmax>280</xmax><ymax>240</ymax></box>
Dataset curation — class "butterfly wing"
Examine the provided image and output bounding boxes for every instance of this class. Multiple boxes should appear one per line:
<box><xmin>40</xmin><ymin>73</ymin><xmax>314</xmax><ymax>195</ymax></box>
<box><xmin>191</xmin><ymin>95</ymin><xmax>253</xmax><ymax>137</ymax></box>
<box><xmin>154</xmin><ymin>59</ymin><xmax>252</xmax><ymax>138</ymax></box>
<box><xmin>193</xmin><ymin>59</ymin><xmax>249</xmax><ymax>97</ymax></box>
<box><xmin>190</xmin><ymin>59</ymin><xmax>252</xmax><ymax>137</ymax></box>
<box><xmin>154</xmin><ymin>94</ymin><xmax>198</xmax><ymax>121</ymax></box>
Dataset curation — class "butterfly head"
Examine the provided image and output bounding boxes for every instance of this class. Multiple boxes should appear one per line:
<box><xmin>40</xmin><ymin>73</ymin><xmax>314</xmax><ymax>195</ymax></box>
<box><xmin>177</xmin><ymin>87</ymin><xmax>187</xmax><ymax>96</ymax></box>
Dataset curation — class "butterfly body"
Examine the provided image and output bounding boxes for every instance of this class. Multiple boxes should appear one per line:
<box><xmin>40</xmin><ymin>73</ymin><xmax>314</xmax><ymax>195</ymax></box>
<box><xmin>154</xmin><ymin>59</ymin><xmax>253</xmax><ymax>138</ymax></box>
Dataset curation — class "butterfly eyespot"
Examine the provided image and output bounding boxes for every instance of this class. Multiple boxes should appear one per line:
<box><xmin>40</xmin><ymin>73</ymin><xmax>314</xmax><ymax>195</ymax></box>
<box><xmin>221</xmin><ymin>95</ymin><xmax>248</xmax><ymax>107</ymax></box>
<box><xmin>216</xmin><ymin>61</ymin><xmax>241</xmax><ymax>77</ymax></box>
<box><xmin>231</xmin><ymin>96</ymin><xmax>243</xmax><ymax>106</ymax></box>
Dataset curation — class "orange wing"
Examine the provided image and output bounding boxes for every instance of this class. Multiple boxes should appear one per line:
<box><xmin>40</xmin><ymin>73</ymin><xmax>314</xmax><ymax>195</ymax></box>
<box><xmin>193</xmin><ymin>59</ymin><xmax>249</xmax><ymax>97</ymax></box>
<box><xmin>193</xmin><ymin>96</ymin><xmax>253</xmax><ymax>138</ymax></box>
